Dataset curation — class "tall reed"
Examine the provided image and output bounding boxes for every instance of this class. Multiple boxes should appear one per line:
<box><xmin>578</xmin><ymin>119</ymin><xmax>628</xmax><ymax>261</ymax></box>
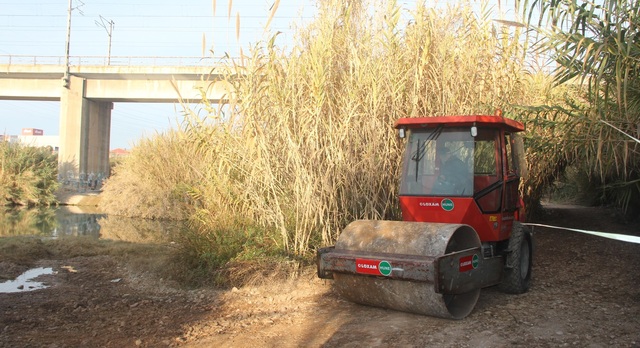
<box><xmin>99</xmin><ymin>129</ymin><xmax>202</xmax><ymax>221</ymax></box>
<box><xmin>102</xmin><ymin>0</ymin><xmax>562</xmax><ymax>261</ymax></box>
<box><xmin>180</xmin><ymin>0</ymin><xmax>549</xmax><ymax>254</ymax></box>
<box><xmin>0</xmin><ymin>142</ymin><xmax>58</xmax><ymax>206</ymax></box>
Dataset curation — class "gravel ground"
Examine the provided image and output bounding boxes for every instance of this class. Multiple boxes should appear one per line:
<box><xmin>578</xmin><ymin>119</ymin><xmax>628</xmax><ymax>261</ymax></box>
<box><xmin>0</xmin><ymin>203</ymin><xmax>639</xmax><ymax>348</ymax></box>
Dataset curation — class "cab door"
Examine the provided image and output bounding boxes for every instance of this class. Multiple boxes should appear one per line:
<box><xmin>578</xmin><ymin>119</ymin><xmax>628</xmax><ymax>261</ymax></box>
<box><xmin>502</xmin><ymin>132</ymin><xmax>520</xmax><ymax>233</ymax></box>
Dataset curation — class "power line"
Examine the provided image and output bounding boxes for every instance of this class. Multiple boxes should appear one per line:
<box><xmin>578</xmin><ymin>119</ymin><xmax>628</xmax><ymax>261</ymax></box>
<box><xmin>0</xmin><ymin>14</ymin><xmax>310</xmax><ymax>19</ymax></box>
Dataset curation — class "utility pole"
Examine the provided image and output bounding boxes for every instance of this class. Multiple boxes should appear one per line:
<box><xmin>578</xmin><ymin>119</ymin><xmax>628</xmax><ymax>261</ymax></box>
<box><xmin>63</xmin><ymin>0</ymin><xmax>72</xmax><ymax>88</ymax></box>
<box><xmin>96</xmin><ymin>16</ymin><xmax>114</xmax><ymax>65</ymax></box>
<box><xmin>63</xmin><ymin>0</ymin><xmax>84</xmax><ymax>88</ymax></box>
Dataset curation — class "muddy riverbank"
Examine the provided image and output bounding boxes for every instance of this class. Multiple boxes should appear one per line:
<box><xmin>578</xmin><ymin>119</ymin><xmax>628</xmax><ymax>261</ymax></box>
<box><xmin>1</xmin><ymin>203</ymin><xmax>639</xmax><ymax>347</ymax></box>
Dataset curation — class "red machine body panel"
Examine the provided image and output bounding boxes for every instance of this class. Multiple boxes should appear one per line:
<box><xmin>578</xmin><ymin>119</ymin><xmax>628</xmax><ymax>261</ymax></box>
<box><xmin>398</xmin><ymin>196</ymin><xmax>515</xmax><ymax>242</ymax></box>
<box><xmin>394</xmin><ymin>115</ymin><xmax>525</xmax><ymax>133</ymax></box>
<box><xmin>394</xmin><ymin>115</ymin><xmax>525</xmax><ymax>242</ymax></box>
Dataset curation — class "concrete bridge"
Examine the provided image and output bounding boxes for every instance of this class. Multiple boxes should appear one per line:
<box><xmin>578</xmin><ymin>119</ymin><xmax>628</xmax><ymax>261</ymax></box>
<box><xmin>0</xmin><ymin>56</ymin><xmax>233</xmax><ymax>176</ymax></box>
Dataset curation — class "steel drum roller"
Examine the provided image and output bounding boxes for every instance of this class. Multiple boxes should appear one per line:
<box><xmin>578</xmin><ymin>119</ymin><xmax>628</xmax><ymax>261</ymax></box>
<box><xmin>332</xmin><ymin>220</ymin><xmax>481</xmax><ymax>319</ymax></box>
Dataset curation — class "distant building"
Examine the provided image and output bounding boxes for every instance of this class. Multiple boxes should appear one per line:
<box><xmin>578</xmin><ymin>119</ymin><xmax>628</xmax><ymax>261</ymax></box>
<box><xmin>4</xmin><ymin>129</ymin><xmax>127</xmax><ymax>157</ymax></box>
<box><xmin>0</xmin><ymin>135</ymin><xmax>19</xmax><ymax>143</ymax></box>
<box><xmin>110</xmin><ymin>148</ymin><xmax>130</xmax><ymax>157</ymax></box>
<box><xmin>1</xmin><ymin>128</ymin><xmax>59</xmax><ymax>152</ymax></box>
<box><xmin>21</xmin><ymin>128</ymin><xmax>44</xmax><ymax>136</ymax></box>
<box><xmin>18</xmin><ymin>135</ymin><xmax>59</xmax><ymax>152</ymax></box>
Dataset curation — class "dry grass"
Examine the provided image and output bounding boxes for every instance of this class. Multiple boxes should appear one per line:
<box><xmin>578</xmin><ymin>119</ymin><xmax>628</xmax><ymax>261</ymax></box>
<box><xmin>99</xmin><ymin>129</ymin><xmax>204</xmax><ymax>221</ymax></box>
<box><xmin>101</xmin><ymin>0</ymin><xmax>562</xmax><ymax>262</ymax></box>
<box><xmin>179</xmin><ymin>0</ymin><xmax>553</xmax><ymax>255</ymax></box>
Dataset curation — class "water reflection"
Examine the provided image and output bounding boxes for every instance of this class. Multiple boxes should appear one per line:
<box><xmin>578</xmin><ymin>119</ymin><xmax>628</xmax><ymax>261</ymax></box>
<box><xmin>54</xmin><ymin>207</ymin><xmax>104</xmax><ymax>237</ymax></box>
<box><xmin>0</xmin><ymin>206</ymin><xmax>185</xmax><ymax>243</ymax></box>
<box><xmin>0</xmin><ymin>267</ymin><xmax>54</xmax><ymax>293</ymax></box>
<box><xmin>99</xmin><ymin>216</ymin><xmax>182</xmax><ymax>243</ymax></box>
<box><xmin>0</xmin><ymin>206</ymin><xmax>61</xmax><ymax>237</ymax></box>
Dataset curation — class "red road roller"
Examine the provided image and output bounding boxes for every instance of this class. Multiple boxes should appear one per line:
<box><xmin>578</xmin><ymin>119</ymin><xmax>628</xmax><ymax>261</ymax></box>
<box><xmin>317</xmin><ymin>114</ymin><xmax>533</xmax><ymax>319</ymax></box>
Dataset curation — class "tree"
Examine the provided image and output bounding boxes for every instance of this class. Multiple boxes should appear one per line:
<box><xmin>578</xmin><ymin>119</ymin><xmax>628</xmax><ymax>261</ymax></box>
<box><xmin>519</xmin><ymin>0</ymin><xmax>640</xmax><ymax>215</ymax></box>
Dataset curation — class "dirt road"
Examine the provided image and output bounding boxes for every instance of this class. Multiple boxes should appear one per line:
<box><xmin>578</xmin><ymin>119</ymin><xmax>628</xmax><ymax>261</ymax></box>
<box><xmin>1</xmin><ymin>204</ymin><xmax>639</xmax><ymax>347</ymax></box>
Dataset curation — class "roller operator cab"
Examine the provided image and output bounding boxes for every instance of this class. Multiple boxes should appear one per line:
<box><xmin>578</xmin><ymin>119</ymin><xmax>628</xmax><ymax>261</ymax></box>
<box><xmin>317</xmin><ymin>115</ymin><xmax>533</xmax><ymax>320</ymax></box>
<box><xmin>396</xmin><ymin>115</ymin><xmax>526</xmax><ymax>241</ymax></box>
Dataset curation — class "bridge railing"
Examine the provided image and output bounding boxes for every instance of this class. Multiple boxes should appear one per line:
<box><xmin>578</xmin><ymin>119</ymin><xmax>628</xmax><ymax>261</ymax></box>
<box><xmin>0</xmin><ymin>55</ymin><xmax>230</xmax><ymax>67</ymax></box>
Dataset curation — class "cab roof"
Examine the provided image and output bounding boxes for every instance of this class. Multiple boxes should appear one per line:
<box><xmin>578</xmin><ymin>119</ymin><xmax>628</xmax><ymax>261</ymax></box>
<box><xmin>394</xmin><ymin>115</ymin><xmax>525</xmax><ymax>133</ymax></box>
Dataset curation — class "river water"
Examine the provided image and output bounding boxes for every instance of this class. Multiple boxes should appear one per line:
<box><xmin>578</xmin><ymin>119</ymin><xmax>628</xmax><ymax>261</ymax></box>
<box><xmin>0</xmin><ymin>206</ymin><xmax>186</xmax><ymax>243</ymax></box>
<box><xmin>0</xmin><ymin>206</ymin><xmax>189</xmax><ymax>294</ymax></box>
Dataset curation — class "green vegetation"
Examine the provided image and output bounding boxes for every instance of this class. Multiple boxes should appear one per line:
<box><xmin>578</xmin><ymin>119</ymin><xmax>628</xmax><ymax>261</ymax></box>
<box><xmin>100</xmin><ymin>0</ymin><xmax>562</xmax><ymax>278</ymax></box>
<box><xmin>0</xmin><ymin>141</ymin><xmax>58</xmax><ymax>206</ymax></box>
<box><xmin>98</xmin><ymin>0</ymin><xmax>640</xmax><ymax>283</ymax></box>
<box><xmin>516</xmin><ymin>0</ymin><xmax>640</xmax><ymax>217</ymax></box>
<box><xmin>1</xmin><ymin>0</ymin><xmax>635</xmax><ymax>287</ymax></box>
<box><xmin>99</xmin><ymin>130</ymin><xmax>289</xmax><ymax>281</ymax></box>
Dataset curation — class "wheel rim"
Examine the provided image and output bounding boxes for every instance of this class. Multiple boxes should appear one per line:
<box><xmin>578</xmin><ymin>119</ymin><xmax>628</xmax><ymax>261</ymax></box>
<box><xmin>519</xmin><ymin>237</ymin><xmax>530</xmax><ymax>279</ymax></box>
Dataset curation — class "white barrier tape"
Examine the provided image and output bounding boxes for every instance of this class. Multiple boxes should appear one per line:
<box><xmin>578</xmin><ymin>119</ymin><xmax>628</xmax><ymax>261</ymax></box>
<box><xmin>522</xmin><ymin>223</ymin><xmax>640</xmax><ymax>244</ymax></box>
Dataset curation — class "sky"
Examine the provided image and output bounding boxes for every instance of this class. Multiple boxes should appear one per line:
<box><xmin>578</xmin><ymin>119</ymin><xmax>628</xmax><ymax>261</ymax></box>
<box><xmin>0</xmin><ymin>0</ymin><xmax>316</xmax><ymax>149</ymax></box>
<box><xmin>0</xmin><ymin>0</ymin><xmax>521</xmax><ymax>150</ymax></box>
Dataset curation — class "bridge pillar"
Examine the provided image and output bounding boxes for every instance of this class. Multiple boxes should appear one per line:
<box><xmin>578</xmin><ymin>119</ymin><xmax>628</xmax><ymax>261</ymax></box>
<box><xmin>86</xmin><ymin>100</ymin><xmax>112</xmax><ymax>177</ymax></box>
<box><xmin>59</xmin><ymin>75</ymin><xmax>112</xmax><ymax>179</ymax></box>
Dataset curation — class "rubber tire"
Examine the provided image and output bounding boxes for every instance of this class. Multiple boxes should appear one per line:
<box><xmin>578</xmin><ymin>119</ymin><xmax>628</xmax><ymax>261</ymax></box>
<box><xmin>499</xmin><ymin>222</ymin><xmax>533</xmax><ymax>294</ymax></box>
